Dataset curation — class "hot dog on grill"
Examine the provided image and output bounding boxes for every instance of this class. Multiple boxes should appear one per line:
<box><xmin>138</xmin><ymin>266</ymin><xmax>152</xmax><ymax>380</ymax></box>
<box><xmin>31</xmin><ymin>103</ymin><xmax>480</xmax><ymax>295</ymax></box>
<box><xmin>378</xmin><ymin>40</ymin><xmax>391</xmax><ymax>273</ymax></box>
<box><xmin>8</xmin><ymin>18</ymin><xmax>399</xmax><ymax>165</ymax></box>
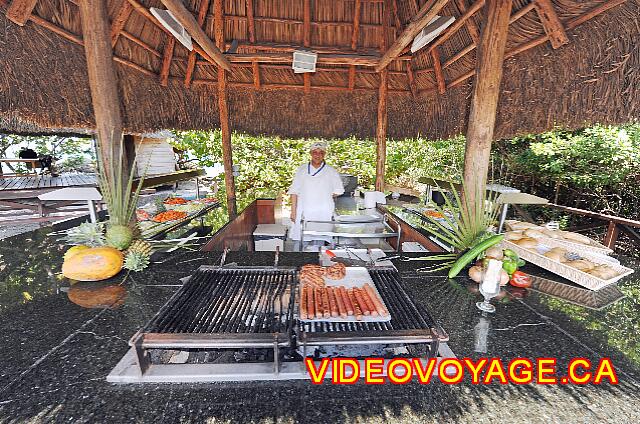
<box><xmin>321</xmin><ymin>287</ymin><xmax>331</xmax><ymax>318</ymax></box>
<box><xmin>314</xmin><ymin>287</ymin><xmax>323</xmax><ymax>318</ymax></box>
<box><xmin>334</xmin><ymin>286</ymin><xmax>347</xmax><ymax>317</ymax></box>
<box><xmin>352</xmin><ymin>287</ymin><xmax>371</xmax><ymax>316</ymax></box>
<box><xmin>347</xmin><ymin>289</ymin><xmax>363</xmax><ymax>320</ymax></box>
<box><xmin>364</xmin><ymin>283</ymin><xmax>389</xmax><ymax>316</ymax></box>
<box><xmin>338</xmin><ymin>286</ymin><xmax>354</xmax><ymax>315</ymax></box>
<box><xmin>327</xmin><ymin>287</ymin><xmax>339</xmax><ymax>317</ymax></box>
<box><xmin>357</xmin><ymin>287</ymin><xmax>378</xmax><ymax>317</ymax></box>
<box><xmin>300</xmin><ymin>286</ymin><xmax>308</xmax><ymax>320</ymax></box>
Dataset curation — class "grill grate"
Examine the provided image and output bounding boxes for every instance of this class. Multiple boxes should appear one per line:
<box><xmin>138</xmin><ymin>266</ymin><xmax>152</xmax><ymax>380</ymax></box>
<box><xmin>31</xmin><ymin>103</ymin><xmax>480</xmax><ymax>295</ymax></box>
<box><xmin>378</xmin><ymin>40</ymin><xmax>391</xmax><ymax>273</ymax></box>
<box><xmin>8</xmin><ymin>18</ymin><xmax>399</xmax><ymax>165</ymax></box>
<box><xmin>142</xmin><ymin>267</ymin><xmax>296</xmax><ymax>336</ymax></box>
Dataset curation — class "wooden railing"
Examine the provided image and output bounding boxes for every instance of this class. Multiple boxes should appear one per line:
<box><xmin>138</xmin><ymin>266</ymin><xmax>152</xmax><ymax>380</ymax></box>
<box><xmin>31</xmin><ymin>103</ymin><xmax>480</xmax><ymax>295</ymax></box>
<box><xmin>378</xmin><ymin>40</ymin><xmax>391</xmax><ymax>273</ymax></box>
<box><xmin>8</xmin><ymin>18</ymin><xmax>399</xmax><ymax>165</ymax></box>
<box><xmin>545</xmin><ymin>203</ymin><xmax>640</xmax><ymax>250</ymax></box>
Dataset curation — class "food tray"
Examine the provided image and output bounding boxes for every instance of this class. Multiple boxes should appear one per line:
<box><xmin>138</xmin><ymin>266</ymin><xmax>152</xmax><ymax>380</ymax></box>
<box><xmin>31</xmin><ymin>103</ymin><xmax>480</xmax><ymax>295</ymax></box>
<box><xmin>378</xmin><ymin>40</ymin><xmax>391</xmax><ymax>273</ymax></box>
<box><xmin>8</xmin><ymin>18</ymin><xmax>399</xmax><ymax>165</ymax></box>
<box><xmin>500</xmin><ymin>240</ymin><xmax>633</xmax><ymax>291</ymax></box>
<box><xmin>299</xmin><ymin>267</ymin><xmax>391</xmax><ymax>323</ymax></box>
<box><xmin>504</xmin><ymin>221</ymin><xmax>612</xmax><ymax>255</ymax></box>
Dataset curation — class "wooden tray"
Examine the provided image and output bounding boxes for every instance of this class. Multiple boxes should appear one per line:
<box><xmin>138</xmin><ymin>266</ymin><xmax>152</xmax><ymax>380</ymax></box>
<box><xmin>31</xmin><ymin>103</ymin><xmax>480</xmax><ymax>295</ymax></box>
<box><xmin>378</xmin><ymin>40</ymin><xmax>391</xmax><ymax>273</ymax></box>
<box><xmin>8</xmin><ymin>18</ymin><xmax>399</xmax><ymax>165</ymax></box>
<box><xmin>299</xmin><ymin>267</ymin><xmax>391</xmax><ymax>323</ymax></box>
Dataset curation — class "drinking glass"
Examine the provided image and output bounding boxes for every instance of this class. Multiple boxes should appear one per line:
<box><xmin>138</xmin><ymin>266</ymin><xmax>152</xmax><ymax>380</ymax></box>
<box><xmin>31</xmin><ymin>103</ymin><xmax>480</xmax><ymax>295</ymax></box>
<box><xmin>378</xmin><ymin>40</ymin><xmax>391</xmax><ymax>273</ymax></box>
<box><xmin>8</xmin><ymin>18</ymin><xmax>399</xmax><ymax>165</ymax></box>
<box><xmin>476</xmin><ymin>260</ymin><xmax>501</xmax><ymax>313</ymax></box>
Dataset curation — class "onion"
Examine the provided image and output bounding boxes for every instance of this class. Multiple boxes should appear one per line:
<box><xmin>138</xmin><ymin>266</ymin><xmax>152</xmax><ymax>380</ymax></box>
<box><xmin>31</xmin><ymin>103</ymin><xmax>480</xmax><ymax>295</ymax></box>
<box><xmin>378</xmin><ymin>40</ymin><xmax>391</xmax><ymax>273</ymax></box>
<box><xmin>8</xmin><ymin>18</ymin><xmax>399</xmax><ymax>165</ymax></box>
<box><xmin>468</xmin><ymin>266</ymin><xmax>484</xmax><ymax>283</ymax></box>
<box><xmin>484</xmin><ymin>246</ymin><xmax>504</xmax><ymax>260</ymax></box>
<box><xmin>500</xmin><ymin>269</ymin><xmax>510</xmax><ymax>286</ymax></box>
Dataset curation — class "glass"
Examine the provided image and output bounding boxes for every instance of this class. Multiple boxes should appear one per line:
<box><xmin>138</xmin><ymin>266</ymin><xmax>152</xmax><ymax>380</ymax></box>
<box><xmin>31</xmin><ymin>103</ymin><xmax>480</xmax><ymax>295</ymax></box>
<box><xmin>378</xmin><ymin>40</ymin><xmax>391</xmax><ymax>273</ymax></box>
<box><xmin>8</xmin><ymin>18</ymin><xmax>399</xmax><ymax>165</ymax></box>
<box><xmin>476</xmin><ymin>259</ymin><xmax>502</xmax><ymax>313</ymax></box>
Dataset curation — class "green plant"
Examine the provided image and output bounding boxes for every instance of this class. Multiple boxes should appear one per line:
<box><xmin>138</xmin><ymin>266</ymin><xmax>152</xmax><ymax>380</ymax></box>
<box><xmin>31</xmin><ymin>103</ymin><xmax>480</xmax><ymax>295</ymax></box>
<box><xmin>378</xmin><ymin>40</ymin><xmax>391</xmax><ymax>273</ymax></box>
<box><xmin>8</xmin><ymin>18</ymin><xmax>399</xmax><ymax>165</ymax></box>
<box><xmin>64</xmin><ymin>222</ymin><xmax>106</xmax><ymax>247</ymax></box>
<box><xmin>99</xmin><ymin>135</ymin><xmax>146</xmax><ymax>250</ymax></box>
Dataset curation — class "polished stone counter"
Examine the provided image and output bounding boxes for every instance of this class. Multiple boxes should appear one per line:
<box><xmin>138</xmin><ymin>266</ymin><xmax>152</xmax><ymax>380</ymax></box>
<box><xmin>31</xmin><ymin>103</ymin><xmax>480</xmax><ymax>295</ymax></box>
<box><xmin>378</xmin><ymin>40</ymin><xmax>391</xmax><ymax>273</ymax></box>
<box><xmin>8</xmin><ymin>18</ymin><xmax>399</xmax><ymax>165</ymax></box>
<box><xmin>0</xmin><ymin>217</ymin><xmax>639</xmax><ymax>423</ymax></box>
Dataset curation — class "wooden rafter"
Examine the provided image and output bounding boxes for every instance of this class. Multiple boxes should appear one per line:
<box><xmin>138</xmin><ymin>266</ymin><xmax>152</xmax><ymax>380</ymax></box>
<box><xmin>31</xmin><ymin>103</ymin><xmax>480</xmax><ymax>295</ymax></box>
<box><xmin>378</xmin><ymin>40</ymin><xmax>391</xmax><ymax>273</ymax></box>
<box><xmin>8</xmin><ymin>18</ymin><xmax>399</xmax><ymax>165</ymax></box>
<box><xmin>303</xmin><ymin>0</ymin><xmax>311</xmax><ymax>93</ymax></box>
<box><xmin>509</xmin><ymin>1</ymin><xmax>535</xmax><ymax>23</ymax></box>
<box><xmin>184</xmin><ymin>0</ymin><xmax>211</xmax><ymax>88</ymax></box>
<box><xmin>375</xmin><ymin>69</ymin><xmax>388</xmax><ymax>192</ymax></box>
<box><xmin>380</xmin><ymin>0</ymin><xmax>390</xmax><ymax>52</ymax></box>
<box><xmin>453</xmin><ymin>0</ymin><xmax>480</xmax><ymax>43</ymax></box>
<box><xmin>391</xmin><ymin>0</ymin><xmax>402</xmax><ymax>37</ymax></box>
<box><xmin>431</xmin><ymin>47</ymin><xmax>446</xmax><ymax>94</ymax></box>
<box><xmin>376</xmin><ymin>0</ymin><xmax>449</xmax><ymax>72</ymax></box>
<box><xmin>5</xmin><ymin>0</ymin><xmax>37</xmax><ymax>26</ymax></box>
<box><xmin>534</xmin><ymin>0</ymin><xmax>569</xmax><ymax>49</ymax></box>
<box><xmin>428</xmin><ymin>0</ymin><xmax>485</xmax><ymax>53</ymax></box>
<box><xmin>160</xmin><ymin>37</ymin><xmax>175</xmax><ymax>87</ymax></box>
<box><xmin>348</xmin><ymin>66</ymin><xmax>356</xmax><ymax>91</ymax></box>
<box><xmin>246</xmin><ymin>0</ymin><xmax>256</xmax><ymax>43</ymax></box>
<box><xmin>403</xmin><ymin>0</ymin><xmax>419</xmax><ymax>98</ymax></box>
<box><xmin>110</xmin><ymin>1</ymin><xmax>133</xmax><ymax>47</ymax></box>
<box><xmin>445</xmin><ymin>0</ymin><xmax>628</xmax><ymax>90</ymax></box>
<box><xmin>252</xmin><ymin>61</ymin><xmax>261</xmax><ymax>89</ymax></box>
<box><xmin>160</xmin><ymin>0</ymin><xmax>231</xmax><ymax>71</ymax></box>
<box><xmin>222</xmin><ymin>52</ymin><xmax>393</xmax><ymax>66</ymax></box>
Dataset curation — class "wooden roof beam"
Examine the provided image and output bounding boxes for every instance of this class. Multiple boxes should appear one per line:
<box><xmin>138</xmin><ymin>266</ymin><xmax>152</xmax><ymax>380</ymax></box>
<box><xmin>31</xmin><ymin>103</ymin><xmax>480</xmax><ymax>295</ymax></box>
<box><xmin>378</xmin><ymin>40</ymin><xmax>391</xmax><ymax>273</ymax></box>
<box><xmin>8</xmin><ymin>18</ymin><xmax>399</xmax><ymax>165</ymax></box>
<box><xmin>160</xmin><ymin>0</ymin><xmax>231</xmax><ymax>71</ymax></box>
<box><xmin>453</xmin><ymin>0</ymin><xmax>480</xmax><ymax>43</ymax></box>
<box><xmin>376</xmin><ymin>0</ymin><xmax>449</xmax><ymax>72</ymax></box>
<box><xmin>185</xmin><ymin>0</ymin><xmax>211</xmax><ymax>88</ymax></box>
<box><xmin>111</xmin><ymin>1</ymin><xmax>134</xmax><ymax>47</ymax></box>
<box><xmin>349</xmin><ymin>0</ymin><xmax>362</xmax><ymax>91</ymax></box>
<box><xmin>303</xmin><ymin>0</ymin><xmax>311</xmax><ymax>93</ymax></box>
<box><xmin>428</xmin><ymin>0</ymin><xmax>485</xmax><ymax>53</ymax></box>
<box><xmin>226</xmin><ymin>52</ymin><xmax>387</xmax><ymax>66</ymax></box>
<box><xmin>534</xmin><ymin>0</ymin><xmax>569</xmax><ymax>49</ymax></box>
<box><xmin>246</xmin><ymin>0</ymin><xmax>256</xmax><ymax>43</ymax></box>
<box><xmin>159</xmin><ymin>37</ymin><xmax>175</xmax><ymax>87</ymax></box>
<box><xmin>431</xmin><ymin>47</ymin><xmax>446</xmax><ymax>94</ymax></box>
<box><xmin>5</xmin><ymin>0</ymin><xmax>37</xmax><ymax>26</ymax></box>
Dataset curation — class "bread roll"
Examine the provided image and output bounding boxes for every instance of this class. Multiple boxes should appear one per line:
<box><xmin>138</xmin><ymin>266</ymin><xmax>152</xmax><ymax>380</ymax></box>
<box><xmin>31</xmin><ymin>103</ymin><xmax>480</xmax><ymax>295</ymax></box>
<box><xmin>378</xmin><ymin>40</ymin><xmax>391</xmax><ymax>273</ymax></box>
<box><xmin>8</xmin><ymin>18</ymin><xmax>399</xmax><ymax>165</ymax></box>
<box><xmin>561</xmin><ymin>231</ymin><xmax>594</xmax><ymax>245</ymax></box>
<box><xmin>510</xmin><ymin>222</ymin><xmax>541</xmax><ymax>231</ymax></box>
<box><xmin>544</xmin><ymin>250</ymin><xmax>564</xmax><ymax>262</ymax></box>
<box><xmin>514</xmin><ymin>237</ymin><xmax>538</xmax><ymax>249</ymax></box>
<box><xmin>588</xmin><ymin>265</ymin><xmax>619</xmax><ymax>280</ymax></box>
<box><xmin>565</xmin><ymin>259</ymin><xmax>595</xmax><ymax>272</ymax></box>
<box><xmin>524</xmin><ymin>229</ymin><xmax>543</xmax><ymax>238</ymax></box>
<box><xmin>505</xmin><ymin>231</ymin><xmax>523</xmax><ymax>240</ymax></box>
<box><xmin>542</xmin><ymin>229</ymin><xmax>562</xmax><ymax>239</ymax></box>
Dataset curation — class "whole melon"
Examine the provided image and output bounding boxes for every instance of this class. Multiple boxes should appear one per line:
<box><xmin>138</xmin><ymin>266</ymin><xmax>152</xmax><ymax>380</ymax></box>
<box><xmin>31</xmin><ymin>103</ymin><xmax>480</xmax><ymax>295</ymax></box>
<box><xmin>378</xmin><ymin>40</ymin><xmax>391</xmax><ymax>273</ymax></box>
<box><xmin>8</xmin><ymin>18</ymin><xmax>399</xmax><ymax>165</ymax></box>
<box><xmin>62</xmin><ymin>246</ymin><xmax>124</xmax><ymax>281</ymax></box>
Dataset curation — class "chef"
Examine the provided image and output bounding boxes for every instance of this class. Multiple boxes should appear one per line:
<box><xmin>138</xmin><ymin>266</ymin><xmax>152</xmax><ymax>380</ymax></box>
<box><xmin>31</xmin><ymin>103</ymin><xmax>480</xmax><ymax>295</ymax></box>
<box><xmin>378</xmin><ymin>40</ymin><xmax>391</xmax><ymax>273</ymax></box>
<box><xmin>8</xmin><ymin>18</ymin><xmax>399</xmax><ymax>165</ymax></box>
<box><xmin>288</xmin><ymin>141</ymin><xmax>344</xmax><ymax>241</ymax></box>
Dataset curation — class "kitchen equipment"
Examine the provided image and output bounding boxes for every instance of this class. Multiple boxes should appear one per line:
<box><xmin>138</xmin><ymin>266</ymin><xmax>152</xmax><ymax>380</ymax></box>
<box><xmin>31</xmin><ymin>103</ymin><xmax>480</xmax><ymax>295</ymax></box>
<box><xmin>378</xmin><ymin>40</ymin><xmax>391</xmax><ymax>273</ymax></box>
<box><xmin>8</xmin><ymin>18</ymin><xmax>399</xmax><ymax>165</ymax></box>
<box><xmin>363</xmin><ymin>191</ymin><xmax>386</xmax><ymax>209</ymax></box>
<box><xmin>339</xmin><ymin>174</ymin><xmax>358</xmax><ymax>196</ymax></box>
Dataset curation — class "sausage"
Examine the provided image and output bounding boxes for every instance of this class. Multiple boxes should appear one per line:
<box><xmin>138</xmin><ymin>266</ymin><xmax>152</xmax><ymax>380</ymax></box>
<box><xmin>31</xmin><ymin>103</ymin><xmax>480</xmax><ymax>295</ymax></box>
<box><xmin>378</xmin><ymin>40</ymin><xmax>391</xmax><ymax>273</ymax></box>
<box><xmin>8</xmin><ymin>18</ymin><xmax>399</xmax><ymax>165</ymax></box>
<box><xmin>327</xmin><ymin>287</ymin><xmax>339</xmax><ymax>317</ymax></box>
<box><xmin>314</xmin><ymin>287</ymin><xmax>323</xmax><ymax>318</ymax></box>
<box><xmin>306</xmin><ymin>285</ymin><xmax>315</xmax><ymax>319</ymax></box>
<box><xmin>338</xmin><ymin>286</ymin><xmax>353</xmax><ymax>315</ymax></box>
<box><xmin>352</xmin><ymin>288</ymin><xmax>371</xmax><ymax>316</ymax></box>
<box><xmin>347</xmin><ymin>289</ymin><xmax>363</xmax><ymax>320</ymax></box>
<box><xmin>364</xmin><ymin>284</ymin><xmax>389</xmax><ymax>316</ymax></box>
<box><xmin>300</xmin><ymin>286</ymin><xmax>308</xmax><ymax>320</ymax></box>
<box><xmin>357</xmin><ymin>287</ymin><xmax>378</xmax><ymax>317</ymax></box>
<box><xmin>321</xmin><ymin>287</ymin><xmax>331</xmax><ymax>318</ymax></box>
<box><xmin>334</xmin><ymin>286</ymin><xmax>347</xmax><ymax>318</ymax></box>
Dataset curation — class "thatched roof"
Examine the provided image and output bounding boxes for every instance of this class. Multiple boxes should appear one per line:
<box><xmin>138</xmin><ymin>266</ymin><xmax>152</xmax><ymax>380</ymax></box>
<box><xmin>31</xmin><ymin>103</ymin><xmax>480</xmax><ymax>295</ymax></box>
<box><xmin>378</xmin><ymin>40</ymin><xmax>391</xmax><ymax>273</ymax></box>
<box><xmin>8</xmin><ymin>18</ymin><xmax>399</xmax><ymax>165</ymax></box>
<box><xmin>0</xmin><ymin>0</ymin><xmax>638</xmax><ymax>139</ymax></box>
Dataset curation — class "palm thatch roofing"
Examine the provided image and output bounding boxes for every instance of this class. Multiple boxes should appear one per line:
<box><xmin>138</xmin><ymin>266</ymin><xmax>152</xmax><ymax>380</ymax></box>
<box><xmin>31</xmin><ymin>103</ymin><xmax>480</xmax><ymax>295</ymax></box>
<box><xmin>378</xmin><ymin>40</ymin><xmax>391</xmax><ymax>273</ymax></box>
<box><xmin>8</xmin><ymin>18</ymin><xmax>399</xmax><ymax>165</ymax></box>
<box><xmin>0</xmin><ymin>0</ymin><xmax>638</xmax><ymax>139</ymax></box>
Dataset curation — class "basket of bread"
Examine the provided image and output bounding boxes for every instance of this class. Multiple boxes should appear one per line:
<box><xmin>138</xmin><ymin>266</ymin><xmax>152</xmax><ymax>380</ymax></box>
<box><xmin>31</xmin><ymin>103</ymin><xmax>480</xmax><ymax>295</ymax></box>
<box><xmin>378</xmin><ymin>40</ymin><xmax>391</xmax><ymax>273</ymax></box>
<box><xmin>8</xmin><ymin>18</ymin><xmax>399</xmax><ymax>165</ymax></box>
<box><xmin>499</xmin><ymin>236</ymin><xmax>633</xmax><ymax>290</ymax></box>
<box><xmin>505</xmin><ymin>220</ymin><xmax>613</xmax><ymax>255</ymax></box>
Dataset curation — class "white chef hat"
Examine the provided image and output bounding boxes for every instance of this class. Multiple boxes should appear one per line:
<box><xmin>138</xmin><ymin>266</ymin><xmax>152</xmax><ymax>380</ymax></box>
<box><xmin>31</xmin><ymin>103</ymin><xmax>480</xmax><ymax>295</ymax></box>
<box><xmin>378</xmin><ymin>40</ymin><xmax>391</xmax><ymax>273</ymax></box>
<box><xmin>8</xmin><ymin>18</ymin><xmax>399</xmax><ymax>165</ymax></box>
<box><xmin>309</xmin><ymin>141</ymin><xmax>328</xmax><ymax>152</ymax></box>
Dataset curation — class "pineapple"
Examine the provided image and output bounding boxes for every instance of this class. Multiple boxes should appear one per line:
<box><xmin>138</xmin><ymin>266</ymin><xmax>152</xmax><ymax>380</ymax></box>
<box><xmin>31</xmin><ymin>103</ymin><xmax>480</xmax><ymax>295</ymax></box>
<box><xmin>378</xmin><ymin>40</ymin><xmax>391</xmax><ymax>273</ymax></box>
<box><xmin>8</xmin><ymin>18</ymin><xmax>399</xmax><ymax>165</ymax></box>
<box><xmin>124</xmin><ymin>250</ymin><xmax>150</xmax><ymax>272</ymax></box>
<box><xmin>64</xmin><ymin>222</ymin><xmax>106</xmax><ymax>247</ymax></box>
<box><xmin>128</xmin><ymin>239</ymin><xmax>152</xmax><ymax>256</ymax></box>
<box><xmin>106</xmin><ymin>224</ymin><xmax>134</xmax><ymax>250</ymax></box>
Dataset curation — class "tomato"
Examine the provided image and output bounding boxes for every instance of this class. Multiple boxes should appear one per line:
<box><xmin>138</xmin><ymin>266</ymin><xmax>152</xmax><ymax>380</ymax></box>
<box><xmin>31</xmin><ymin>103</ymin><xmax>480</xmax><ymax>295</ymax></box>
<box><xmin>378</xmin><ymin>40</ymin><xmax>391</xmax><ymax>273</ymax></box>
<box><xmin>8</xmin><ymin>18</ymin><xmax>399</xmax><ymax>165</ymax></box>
<box><xmin>509</xmin><ymin>271</ymin><xmax>532</xmax><ymax>288</ymax></box>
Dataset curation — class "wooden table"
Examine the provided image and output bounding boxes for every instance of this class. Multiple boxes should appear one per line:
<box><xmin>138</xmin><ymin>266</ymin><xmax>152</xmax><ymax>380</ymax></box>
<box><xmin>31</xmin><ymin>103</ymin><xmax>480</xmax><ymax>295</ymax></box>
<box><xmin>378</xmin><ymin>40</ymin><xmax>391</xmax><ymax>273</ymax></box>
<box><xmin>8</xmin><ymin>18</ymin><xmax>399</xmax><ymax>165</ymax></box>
<box><xmin>0</xmin><ymin>158</ymin><xmax>41</xmax><ymax>177</ymax></box>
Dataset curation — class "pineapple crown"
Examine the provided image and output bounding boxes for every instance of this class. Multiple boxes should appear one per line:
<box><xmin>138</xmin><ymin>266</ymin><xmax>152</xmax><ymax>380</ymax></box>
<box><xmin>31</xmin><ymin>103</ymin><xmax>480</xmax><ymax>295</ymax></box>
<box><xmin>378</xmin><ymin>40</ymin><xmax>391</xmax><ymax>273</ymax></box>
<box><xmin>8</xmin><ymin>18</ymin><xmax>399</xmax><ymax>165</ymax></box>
<box><xmin>64</xmin><ymin>222</ymin><xmax>106</xmax><ymax>247</ymax></box>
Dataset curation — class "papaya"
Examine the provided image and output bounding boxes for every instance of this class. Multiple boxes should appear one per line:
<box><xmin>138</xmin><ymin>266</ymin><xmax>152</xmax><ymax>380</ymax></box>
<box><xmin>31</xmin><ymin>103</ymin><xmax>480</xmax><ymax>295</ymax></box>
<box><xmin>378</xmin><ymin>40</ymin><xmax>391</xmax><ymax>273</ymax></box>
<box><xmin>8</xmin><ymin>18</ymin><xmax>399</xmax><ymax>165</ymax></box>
<box><xmin>62</xmin><ymin>246</ymin><xmax>124</xmax><ymax>281</ymax></box>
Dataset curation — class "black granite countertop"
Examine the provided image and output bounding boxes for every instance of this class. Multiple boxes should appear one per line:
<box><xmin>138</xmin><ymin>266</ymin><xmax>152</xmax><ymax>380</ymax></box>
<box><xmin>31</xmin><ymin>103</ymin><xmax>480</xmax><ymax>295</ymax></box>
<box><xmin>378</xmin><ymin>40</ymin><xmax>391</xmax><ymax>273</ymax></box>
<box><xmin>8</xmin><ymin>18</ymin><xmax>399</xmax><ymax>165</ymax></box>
<box><xmin>1</xmin><ymin>216</ymin><xmax>639</xmax><ymax>423</ymax></box>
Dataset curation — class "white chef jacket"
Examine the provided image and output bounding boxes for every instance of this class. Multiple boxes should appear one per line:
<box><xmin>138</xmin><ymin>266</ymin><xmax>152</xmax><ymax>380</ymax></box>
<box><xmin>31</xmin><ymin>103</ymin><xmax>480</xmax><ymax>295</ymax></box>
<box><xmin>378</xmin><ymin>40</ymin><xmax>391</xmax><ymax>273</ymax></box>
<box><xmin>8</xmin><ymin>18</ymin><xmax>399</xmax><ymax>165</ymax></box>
<box><xmin>287</xmin><ymin>162</ymin><xmax>344</xmax><ymax>240</ymax></box>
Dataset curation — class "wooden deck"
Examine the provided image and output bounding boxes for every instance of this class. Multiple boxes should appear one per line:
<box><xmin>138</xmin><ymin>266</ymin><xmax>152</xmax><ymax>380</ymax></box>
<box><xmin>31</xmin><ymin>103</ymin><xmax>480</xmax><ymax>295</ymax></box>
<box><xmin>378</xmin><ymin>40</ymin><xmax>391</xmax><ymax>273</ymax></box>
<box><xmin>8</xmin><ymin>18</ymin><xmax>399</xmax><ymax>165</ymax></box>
<box><xmin>0</xmin><ymin>173</ymin><xmax>97</xmax><ymax>191</ymax></box>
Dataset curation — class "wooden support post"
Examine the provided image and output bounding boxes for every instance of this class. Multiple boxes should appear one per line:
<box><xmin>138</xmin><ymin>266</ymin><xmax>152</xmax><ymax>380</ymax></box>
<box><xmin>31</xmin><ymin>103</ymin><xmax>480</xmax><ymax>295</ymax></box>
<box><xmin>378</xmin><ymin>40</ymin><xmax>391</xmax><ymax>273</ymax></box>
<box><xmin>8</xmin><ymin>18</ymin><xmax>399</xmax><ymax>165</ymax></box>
<box><xmin>376</xmin><ymin>0</ymin><xmax>449</xmax><ymax>72</ymax></box>
<box><xmin>454</xmin><ymin>0</ymin><xmax>480</xmax><ymax>43</ymax></box>
<box><xmin>349</xmin><ymin>0</ymin><xmax>362</xmax><ymax>92</ymax></box>
<box><xmin>462</xmin><ymin>0</ymin><xmax>512</xmax><ymax>206</ymax></box>
<box><xmin>160</xmin><ymin>37</ymin><xmax>175</xmax><ymax>87</ymax></box>
<box><xmin>431</xmin><ymin>47</ymin><xmax>446</xmax><ymax>94</ymax></box>
<box><xmin>161</xmin><ymin>0</ymin><xmax>232</xmax><ymax>71</ymax></box>
<box><xmin>78</xmin><ymin>0</ymin><xmax>124</xmax><ymax>178</ymax></box>
<box><xmin>303</xmin><ymin>0</ymin><xmax>311</xmax><ymax>93</ymax></box>
<box><xmin>213</xmin><ymin>0</ymin><xmax>237</xmax><ymax>218</ymax></box>
<box><xmin>5</xmin><ymin>0</ymin><xmax>37</xmax><ymax>26</ymax></box>
<box><xmin>111</xmin><ymin>1</ymin><xmax>133</xmax><ymax>47</ymax></box>
<box><xmin>604</xmin><ymin>222</ymin><xmax>620</xmax><ymax>249</ymax></box>
<box><xmin>375</xmin><ymin>70</ymin><xmax>388</xmax><ymax>192</ymax></box>
<box><xmin>534</xmin><ymin>0</ymin><xmax>569</xmax><ymax>49</ymax></box>
<box><xmin>252</xmin><ymin>61</ymin><xmax>261</xmax><ymax>89</ymax></box>
<box><xmin>184</xmin><ymin>0</ymin><xmax>211</xmax><ymax>88</ymax></box>
<box><xmin>406</xmin><ymin>63</ymin><xmax>418</xmax><ymax>97</ymax></box>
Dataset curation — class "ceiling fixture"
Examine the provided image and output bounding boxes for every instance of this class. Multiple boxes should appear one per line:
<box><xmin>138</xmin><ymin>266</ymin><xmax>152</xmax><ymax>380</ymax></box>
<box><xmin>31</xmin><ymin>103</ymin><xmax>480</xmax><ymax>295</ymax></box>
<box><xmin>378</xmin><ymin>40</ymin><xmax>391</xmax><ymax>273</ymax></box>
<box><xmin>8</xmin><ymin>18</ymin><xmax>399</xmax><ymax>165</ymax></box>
<box><xmin>411</xmin><ymin>15</ymin><xmax>456</xmax><ymax>54</ymax></box>
<box><xmin>150</xmin><ymin>7</ymin><xmax>193</xmax><ymax>51</ymax></box>
<box><xmin>292</xmin><ymin>50</ymin><xmax>317</xmax><ymax>73</ymax></box>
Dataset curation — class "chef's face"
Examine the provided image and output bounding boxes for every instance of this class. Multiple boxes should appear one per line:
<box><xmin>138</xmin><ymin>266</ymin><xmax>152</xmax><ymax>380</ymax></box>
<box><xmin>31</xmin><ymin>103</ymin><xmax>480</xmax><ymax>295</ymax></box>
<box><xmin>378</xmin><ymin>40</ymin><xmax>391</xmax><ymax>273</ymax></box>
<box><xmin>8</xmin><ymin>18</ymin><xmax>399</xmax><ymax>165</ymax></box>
<box><xmin>310</xmin><ymin>148</ymin><xmax>325</xmax><ymax>163</ymax></box>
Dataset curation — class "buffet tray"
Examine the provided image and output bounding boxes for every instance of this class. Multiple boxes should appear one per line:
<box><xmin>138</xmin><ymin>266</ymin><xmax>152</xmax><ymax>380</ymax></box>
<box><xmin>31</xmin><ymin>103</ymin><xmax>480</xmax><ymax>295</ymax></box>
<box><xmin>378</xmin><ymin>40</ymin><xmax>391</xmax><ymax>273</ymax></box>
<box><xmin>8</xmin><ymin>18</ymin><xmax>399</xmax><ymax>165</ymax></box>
<box><xmin>500</xmin><ymin>240</ymin><xmax>633</xmax><ymax>291</ymax></box>
<box><xmin>299</xmin><ymin>267</ymin><xmax>391</xmax><ymax>323</ymax></box>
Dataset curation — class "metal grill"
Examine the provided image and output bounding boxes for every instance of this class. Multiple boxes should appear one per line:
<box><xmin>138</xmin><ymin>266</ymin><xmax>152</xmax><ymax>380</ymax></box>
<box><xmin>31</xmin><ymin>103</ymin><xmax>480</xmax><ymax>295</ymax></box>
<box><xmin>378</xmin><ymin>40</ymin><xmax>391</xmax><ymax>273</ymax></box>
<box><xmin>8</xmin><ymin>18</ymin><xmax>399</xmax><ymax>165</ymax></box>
<box><xmin>297</xmin><ymin>269</ymin><xmax>448</xmax><ymax>351</ymax></box>
<box><xmin>129</xmin><ymin>266</ymin><xmax>296</xmax><ymax>374</ymax></box>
